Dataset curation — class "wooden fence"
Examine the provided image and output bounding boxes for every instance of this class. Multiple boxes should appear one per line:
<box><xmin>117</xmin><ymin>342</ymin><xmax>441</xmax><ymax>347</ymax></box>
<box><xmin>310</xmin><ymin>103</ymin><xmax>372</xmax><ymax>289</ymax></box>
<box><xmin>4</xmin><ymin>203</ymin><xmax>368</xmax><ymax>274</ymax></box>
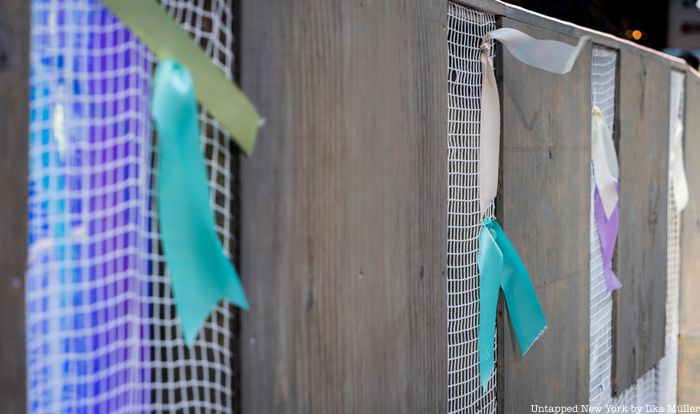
<box><xmin>239</xmin><ymin>0</ymin><xmax>700</xmax><ymax>411</ymax></box>
<box><xmin>2</xmin><ymin>0</ymin><xmax>699</xmax><ymax>412</ymax></box>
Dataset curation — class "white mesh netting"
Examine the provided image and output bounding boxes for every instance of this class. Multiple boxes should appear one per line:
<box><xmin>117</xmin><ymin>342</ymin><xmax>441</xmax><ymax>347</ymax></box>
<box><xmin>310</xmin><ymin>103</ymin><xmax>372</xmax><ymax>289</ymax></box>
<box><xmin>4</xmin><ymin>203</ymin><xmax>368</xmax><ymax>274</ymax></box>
<box><xmin>27</xmin><ymin>0</ymin><xmax>241</xmax><ymax>412</ymax></box>
<box><xmin>589</xmin><ymin>46</ymin><xmax>618</xmax><ymax>407</ymax></box>
<box><xmin>149</xmin><ymin>1</ymin><xmax>240</xmax><ymax>412</ymax></box>
<box><xmin>446</xmin><ymin>3</ymin><xmax>497</xmax><ymax>413</ymax></box>
<box><xmin>656</xmin><ymin>69</ymin><xmax>685</xmax><ymax>407</ymax></box>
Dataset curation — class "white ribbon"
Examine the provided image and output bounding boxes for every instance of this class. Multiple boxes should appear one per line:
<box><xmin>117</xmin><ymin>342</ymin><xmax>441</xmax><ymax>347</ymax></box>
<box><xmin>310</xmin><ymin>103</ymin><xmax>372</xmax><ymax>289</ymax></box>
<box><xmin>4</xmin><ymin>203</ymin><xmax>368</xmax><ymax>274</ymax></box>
<box><xmin>478</xmin><ymin>28</ymin><xmax>590</xmax><ymax>217</ymax></box>
<box><xmin>591</xmin><ymin>107</ymin><xmax>620</xmax><ymax>219</ymax></box>
<box><xmin>670</xmin><ymin>117</ymin><xmax>689</xmax><ymax>212</ymax></box>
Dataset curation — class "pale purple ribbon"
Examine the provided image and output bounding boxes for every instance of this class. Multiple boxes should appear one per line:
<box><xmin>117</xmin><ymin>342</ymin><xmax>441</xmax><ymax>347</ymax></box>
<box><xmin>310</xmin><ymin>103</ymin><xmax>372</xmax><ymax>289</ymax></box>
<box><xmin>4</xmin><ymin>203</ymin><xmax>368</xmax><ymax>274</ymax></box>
<box><xmin>594</xmin><ymin>183</ymin><xmax>622</xmax><ymax>291</ymax></box>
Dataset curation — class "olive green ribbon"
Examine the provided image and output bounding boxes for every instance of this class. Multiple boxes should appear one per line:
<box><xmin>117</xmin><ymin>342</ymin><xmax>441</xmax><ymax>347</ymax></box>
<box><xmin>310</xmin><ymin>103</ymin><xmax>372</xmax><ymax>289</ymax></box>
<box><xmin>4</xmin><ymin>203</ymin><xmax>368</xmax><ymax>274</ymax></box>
<box><xmin>103</xmin><ymin>0</ymin><xmax>260</xmax><ymax>154</ymax></box>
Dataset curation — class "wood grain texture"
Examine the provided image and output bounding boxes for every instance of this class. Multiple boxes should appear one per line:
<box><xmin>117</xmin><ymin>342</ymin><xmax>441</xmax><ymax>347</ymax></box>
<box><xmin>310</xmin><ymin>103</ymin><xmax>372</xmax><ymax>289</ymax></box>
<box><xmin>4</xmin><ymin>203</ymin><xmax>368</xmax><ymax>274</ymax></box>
<box><xmin>499</xmin><ymin>18</ymin><xmax>591</xmax><ymax>408</ymax></box>
<box><xmin>681</xmin><ymin>70</ymin><xmax>700</xmax><ymax>336</ymax></box>
<box><xmin>239</xmin><ymin>0</ymin><xmax>447</xmax><ymax>412</ymax></box>
<box><xmin>612</xmin><ymin>50</ymin><xmax>670</xmax><ymax>394</ymax></box>
<box><xmin>679</xmin><ymin>331</ymin><xmax>700</xmax><ymax>405</ymax></box>
<box><xmin>679</xmin><ymin>71</ymin><xmax>700</xmax><ymax>407</ymax></box>
<box><xmin>0</xmin><ymin>0</ymin><xmax>28</xmax><ymax>412</ymax></box>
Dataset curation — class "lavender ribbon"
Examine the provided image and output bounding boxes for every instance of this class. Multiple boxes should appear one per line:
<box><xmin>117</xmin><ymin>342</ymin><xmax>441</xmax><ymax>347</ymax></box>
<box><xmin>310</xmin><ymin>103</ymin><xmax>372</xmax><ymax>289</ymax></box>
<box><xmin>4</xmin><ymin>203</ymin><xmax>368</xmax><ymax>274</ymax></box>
<box><xmin>591</xmin><ymin>107</ymin><xmax>622</xmax><ymax>292</ymax></box>
<box><xmin>594</xmin><ymin>184</ymin><xmax>622</xmax><ymax>291</ymax></box>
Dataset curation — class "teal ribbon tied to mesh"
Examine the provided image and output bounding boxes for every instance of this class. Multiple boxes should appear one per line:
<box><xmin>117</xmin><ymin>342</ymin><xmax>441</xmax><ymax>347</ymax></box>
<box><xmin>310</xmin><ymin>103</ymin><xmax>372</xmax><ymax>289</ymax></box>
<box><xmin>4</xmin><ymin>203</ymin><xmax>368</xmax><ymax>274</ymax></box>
<box><xmin>477</xmin><ymin>217</ymin><xmax>547</xmax><ymax>390</ymax></box>
<box><xmin>152</xmin><ymin>60</ymin><xmax>249</xmax><ymax>346</ymax></box>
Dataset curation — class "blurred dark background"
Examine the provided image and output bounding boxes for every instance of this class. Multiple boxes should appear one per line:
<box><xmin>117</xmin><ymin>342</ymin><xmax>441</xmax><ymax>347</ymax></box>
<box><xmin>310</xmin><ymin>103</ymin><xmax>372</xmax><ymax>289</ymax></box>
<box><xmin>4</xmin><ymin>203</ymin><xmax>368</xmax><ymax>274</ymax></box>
<box><xmin>502</xmin><ymin>0</ymin><xmax>700</xmax><ymax>68</ymax></box>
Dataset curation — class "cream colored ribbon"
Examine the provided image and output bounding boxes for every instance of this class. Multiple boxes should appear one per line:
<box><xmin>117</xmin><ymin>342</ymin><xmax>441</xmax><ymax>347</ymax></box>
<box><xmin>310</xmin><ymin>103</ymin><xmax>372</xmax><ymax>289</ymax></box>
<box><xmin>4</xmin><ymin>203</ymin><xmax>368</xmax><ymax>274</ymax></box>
<box><xmin>478</xmin><ymin>28</ymin><xmax>590</xmax><ymax>217</ymax></box>
<box><xmin>591</xmin><ymin>107</ymin><xmax>619</xmax><ymax>219</ymax></box>
<box><xmin>670</xmin><ymin>117</ymin><xmax>689</xmax><ymax>212</ymax></box>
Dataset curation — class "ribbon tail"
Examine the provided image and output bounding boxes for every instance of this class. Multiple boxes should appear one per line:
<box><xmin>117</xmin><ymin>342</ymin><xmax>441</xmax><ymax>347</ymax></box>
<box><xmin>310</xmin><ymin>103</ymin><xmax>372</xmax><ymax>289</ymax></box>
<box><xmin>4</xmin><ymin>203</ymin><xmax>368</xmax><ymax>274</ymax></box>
<box><xmin>672</xmin><ymin>162</ymin><xmax>689</xmax><ymax>212</ymax></box>
<box><xmin>671</xmin><ymin>119</ymin><xmax>689</xmax><ymax>212</ymax></box>
<box><xmin>594</xmin><ymin>187</ymin><xmax>622</xmax><ymax>292</ymax></box>
<box><xmin>591</xmin><ymin>108</ymin><xmax>619</xmax><ymax>219</ymax></box>
<box><xmin>487</xmin><ymin>220</ymin><xmax>547</xmax><ymax>355</ymax></box>
<box><xmin>477</xmin><ymin>220</ymin><xmax>504</xmax><ymax>390</ymax></box>
<box><xmin>603</xmin><ymin>263</ymin><xmax>622</xmax><ymax>292</ymax></box>
<box><xmin>596</xmin><ymin>110</ymin><xmax>619</xmax><ymax>180</ymax></box>
<box><xmin>478</xmin><ymin>44</ymin><xmax>500</xmax><ymax>218</ymax></box>
<box><xmin>152</xmin><ymin>61</ymin><xmax>249</xmax><ymax>347</ymax></box>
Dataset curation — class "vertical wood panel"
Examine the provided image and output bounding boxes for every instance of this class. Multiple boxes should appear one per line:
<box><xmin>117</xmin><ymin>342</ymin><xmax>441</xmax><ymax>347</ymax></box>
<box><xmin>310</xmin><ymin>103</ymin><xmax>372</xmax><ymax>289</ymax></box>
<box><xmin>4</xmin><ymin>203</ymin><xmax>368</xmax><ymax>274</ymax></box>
<box><xmin>500</xmin><ymin>19</ymin><xmax>591</xmax><ymax>408</ymax></box>
<box><xmin>679</xmin><ymin>70</ymin><xmax>700</xmax><ymax>404</ymax></box>
<box><xmin>681</xmin><ymin>71</ymin><xmax>700</xmax><ymax>337</ymax></box>
<box><xmin>0</xmin><ymin>1</ymin><xmax>28</xmax><ymax>412</ymax></box>
<box><xmin>612</xmin><ymin>51</ymin><xmax>670</xmax><ymax>393</ymax></box>
<box><xmin>240</xmin><ymin>0</ymin><xmax>447</xmax><ymax>412</ymax></box>
<box><xmin>680</xmin><ymin>333</ymin><xmax>700</xmax><ymax>404</ymax></box>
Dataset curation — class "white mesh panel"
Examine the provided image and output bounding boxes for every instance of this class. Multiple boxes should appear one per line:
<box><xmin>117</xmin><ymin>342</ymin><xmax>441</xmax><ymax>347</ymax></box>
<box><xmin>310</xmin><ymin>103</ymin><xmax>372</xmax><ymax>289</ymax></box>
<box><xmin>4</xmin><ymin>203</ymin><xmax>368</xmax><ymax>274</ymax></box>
<box><xmin>446</xmin><ymin>4</ymin><xmax>497</xmax><ymax>413</ymax></box>
<box><xmin>27</xmin><ymin>1</ymin><xmax>153</xmax><ymax>411</ymax></box>
<box><xmin>149</xmin><ymin>1</ymin><xmax>240</xmax><ymax>412</ymax></box>
<box><xmin>27</xmin><ymin>0</ymin><xmax>240</xmax><ymax>412</ymax></box>
<box><xmin>656</xmin><ymin>69</ymin><xmax>684</xmax><ymax>407</ymax></box>
<box><xmin>589</xmin><ymin>46</ymin><xmax>617</xmax><ymax>406</ymax></box>
<box><xmin>615</xmin><ymin>369</ymin><xmax>658</xmax><ymax>407</ymax></box>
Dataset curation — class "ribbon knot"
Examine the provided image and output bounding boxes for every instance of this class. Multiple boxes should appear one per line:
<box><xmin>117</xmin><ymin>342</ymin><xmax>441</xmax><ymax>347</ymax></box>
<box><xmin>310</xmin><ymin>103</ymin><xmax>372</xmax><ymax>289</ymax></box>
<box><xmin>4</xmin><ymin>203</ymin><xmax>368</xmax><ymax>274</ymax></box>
<box><xmin>479</xmin><ymin>40</ymin><xmax>491</xmax><ymax>56</ymax></box>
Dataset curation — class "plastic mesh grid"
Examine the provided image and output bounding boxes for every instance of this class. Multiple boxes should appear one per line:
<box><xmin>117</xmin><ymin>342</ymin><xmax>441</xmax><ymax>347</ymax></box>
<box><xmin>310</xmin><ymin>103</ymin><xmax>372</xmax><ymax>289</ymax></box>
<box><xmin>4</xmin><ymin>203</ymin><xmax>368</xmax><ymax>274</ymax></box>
<box><xmin>589</xmin><ymin>46</ymin><xmax>617</xmax><ymax>407</ymax></box>
<box><xmin>656</xmin><ymin>69</ymin><xmax>684</xmax><ymax>407</ymax></box>
<box><xmin>27</xmin><ymin>2</ymin><xmax>153</xmax><ymax>411</ymax></box>
<box><xmin>616</xmin><ymin>369</ymin><xmax>658</xmax><ymax>406</ymax></box>
<box><xmin>26</xmin><ymin>0</ymin><xmax>240</xmax><ymax>412</ymax></box>
<box><xmin>148</xmin><ymin>1</ymin><xmax>240</xmax><ymax>412</ymax></box>
<box><xmin>446</xmin><ymin>3</ymin><xmax>497</xmax><ymax>413</ymax></box>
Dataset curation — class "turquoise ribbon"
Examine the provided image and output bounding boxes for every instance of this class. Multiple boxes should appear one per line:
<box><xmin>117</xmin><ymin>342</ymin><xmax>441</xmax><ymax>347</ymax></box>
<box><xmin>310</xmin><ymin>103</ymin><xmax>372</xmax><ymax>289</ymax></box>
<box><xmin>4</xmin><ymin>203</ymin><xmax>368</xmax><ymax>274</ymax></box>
<box><xmin>152</xmin><ymin>60</ymin><xmax>249</xmax><ymax>346</ymax></box>
<box><xmin>477</xmin><ymin>217</ymin><xmax>547</xmax><ymax>389</ymax></box>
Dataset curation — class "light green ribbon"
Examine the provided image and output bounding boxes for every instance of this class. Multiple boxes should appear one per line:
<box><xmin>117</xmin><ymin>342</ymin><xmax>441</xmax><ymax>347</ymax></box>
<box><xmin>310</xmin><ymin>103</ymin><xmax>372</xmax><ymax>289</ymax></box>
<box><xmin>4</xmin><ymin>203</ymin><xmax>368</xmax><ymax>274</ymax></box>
<box><xmin>152</xmin><ymin>61</ymin><xmax>248</xmax><ymax>346</ymax></box>
<box><xmin>478</xmin><ymin>217</ymin><xmax>547</xmax><ymax>389</ymax></box>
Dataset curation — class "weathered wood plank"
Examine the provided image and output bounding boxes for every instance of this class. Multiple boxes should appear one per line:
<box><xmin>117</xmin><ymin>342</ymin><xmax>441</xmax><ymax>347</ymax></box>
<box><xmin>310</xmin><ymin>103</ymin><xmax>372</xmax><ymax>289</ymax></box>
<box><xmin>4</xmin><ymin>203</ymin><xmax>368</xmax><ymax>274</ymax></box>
<box><xmin>679</xmin><ymin>70</ymin><xmax>700</xmax><ymax>405</ymax></box>
<box><xmin>679</xmin><ymin>331</ymin><xmax>700</xmax><ymax>404</ymax></box>
<box><xmin>681</xmin><ymin>70</ymin><xmax>700</xmax><ymax>337</ymax></box>
<box><xmin>499</xmin><ymin>18</ymin><xmax>591</xmax><ymax>408</ymax></box>
<box><xmin>0</xmin><ymin>0</ymin><xmax>29</xmax><ymax>412</ymax></box>
<box><xmin>612</xmin><ymin>50</ymin><xmax>670</xmax><ymax>394</ymax></box>
<box><xmin>240</xmin><ymin>0</ymin><xmax>447</xmax><ymax>412</ymax></box>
